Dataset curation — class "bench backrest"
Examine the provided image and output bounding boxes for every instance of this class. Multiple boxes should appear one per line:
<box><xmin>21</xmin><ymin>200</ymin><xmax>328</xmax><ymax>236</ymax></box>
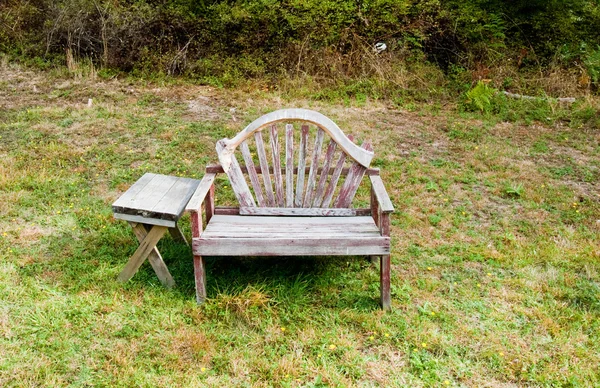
<box><xmin>216</xmin><ymin>109</ymin><xmax>374</xmax><ymax>213</ymax></box>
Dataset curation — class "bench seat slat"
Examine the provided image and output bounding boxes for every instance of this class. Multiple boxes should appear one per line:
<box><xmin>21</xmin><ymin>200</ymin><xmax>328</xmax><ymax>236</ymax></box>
<box><xmin>201</xmin><ymin>230</ymin><xmax>381</xmax><ymax>238</ymax></box>
<box><xmin>203</xmin><ymin>215</ymin><xmax>380</xmax><ymax>232</ymax></box>
<box><xmin>205</xmin><ymin>215</ymin><xmax>376</xmax><ymax>226</ymax></box>
<box><xmin>194</xmin><ymin>237</ymin><xmax>389</xmax><ymax>256</ymax></box>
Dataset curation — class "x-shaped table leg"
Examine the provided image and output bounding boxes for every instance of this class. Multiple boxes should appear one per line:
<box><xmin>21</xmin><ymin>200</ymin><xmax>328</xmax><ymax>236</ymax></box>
<box><xmin>168</xmin><ymin>225</ymin><xmax>188</xmax><ymax>246</ymax></box>
<box><xmin>117</xmin><ymin>222</ymin><xmax>175</xmax><ymax>288</ymax></box>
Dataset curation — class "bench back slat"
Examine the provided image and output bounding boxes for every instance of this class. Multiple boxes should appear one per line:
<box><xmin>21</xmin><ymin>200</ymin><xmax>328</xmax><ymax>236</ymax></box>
<box><xmin>240</xmin><ymin>141</ymin><xmax>266</xmax><ymax>207</ymax></box>
<box><xmin>320</xmin><ymin>136</ymin><xmax>351</xmax><ymax>208</ymax></box>
<box><xmin>285</xmin><ymin>124</ymin><xmax>294</xmax><ymax>208</ymax></box>
<box><xmin>215</xmin><ymin>109</ymin><xmax>374</xmax><ymax>211</ymax></box>
<box><xmin>216</xmin><ymin>140</ymin><xmax>255</xmax><ymax>207</ymax></box>
<box><xmin>312</xmin><ymin>139</ymin><xmax>338</xmax><ymax>207</ymax></box>
<box><xmin>294</xmin><ymin>124</ymin><xmax>309</xmax><ymax>207</ymax></box>
<box><xmin>270</xmin><ymin>124</ymin><xmax>285</xmax><ymax>207</ymax></box>
<box><xmin>334</xmin><ymin>142</ymin><xmax>373</xmax><ymax>208</ymax></box>
<box><xmin>254</xmin><ymin>131</ymin><xmax>275</xmax><ymax>207</ymax></box>
<box><xmin>239</xmin><ymin>207</ymin><xmax>357</xmax><ymax>216</ymax></box>
<box><xmin>303</xmin><ymin>128</ymin><xmax>325</xmax><ymax>207</ymax></box>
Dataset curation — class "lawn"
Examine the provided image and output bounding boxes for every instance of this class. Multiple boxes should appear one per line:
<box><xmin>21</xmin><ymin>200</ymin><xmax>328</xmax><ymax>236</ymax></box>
<box><xmin>1</xmin><ymin>62</ymin><xmax>599</xmax><ymax>387</ymax></box>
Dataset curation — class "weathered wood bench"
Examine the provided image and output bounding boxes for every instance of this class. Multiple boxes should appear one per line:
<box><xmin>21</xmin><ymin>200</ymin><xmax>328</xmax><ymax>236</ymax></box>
<box><xmin>186</xmin><ymin>109</ymin><xmax>394</xmax><ymax>309</ymax></box>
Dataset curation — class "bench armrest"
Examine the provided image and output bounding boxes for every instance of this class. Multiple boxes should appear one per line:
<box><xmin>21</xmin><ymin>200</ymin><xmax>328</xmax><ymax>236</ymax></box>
<box><xmin>369</xmin><ymin>175</ymin><xmax>394</xmax><ymax>214</ymax></box>
<box><xmin>186</xmin><ymin>173</ymin><xmax>217</xmax><ymax>212</ymax></box>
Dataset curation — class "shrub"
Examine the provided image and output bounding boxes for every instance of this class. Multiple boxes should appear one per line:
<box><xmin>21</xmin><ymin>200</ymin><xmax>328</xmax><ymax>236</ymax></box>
<box><xmin>584</xmin><ymin>45</ymin><xmax>600</xmax><ymax>90</ymax></box>
<box><xmin>1</xmin><ymin>0</ymin><xmax>599</xmax><ymax>96</ymax></box>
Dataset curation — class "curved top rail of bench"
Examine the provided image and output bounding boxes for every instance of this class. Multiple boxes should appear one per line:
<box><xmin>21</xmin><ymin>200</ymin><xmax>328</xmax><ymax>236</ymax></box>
<box><xmin>217</xmin><ymin>108</ymin><xmax>374</xmax><ymax>172</ymax></box>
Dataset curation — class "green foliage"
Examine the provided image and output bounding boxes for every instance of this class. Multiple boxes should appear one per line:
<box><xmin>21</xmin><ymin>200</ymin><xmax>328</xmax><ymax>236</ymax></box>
<box><xmin>584</xmin><ymin>45</ymin><xmax>600</xmax><ymax>86</ymax></box>
<box><xmin>464</xmin><ymin>81</ymin><xmax>497</xmax><ymax>112</ymax></box>
<box><xmin>442</xmin><ymin>0</ymin><xmax>600</xmax><ymax>66</ymax></box>
<box><xmin>1</xmin><ymin>0</ymin><xmax>599</xmax><ymax>87</ymax></box>
<box><xmin>503</xmin><ymin>182</ymin><xmax>524</xmax><ymax>198</ymax></box>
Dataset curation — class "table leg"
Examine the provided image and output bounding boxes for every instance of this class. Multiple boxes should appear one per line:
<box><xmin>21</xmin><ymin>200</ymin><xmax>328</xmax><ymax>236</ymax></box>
<box><xmin>135</xmin><ymin>223</ymin><xmax>176</xmax><ymax>288</ymax></box>
<box><xmin>168</xmin><ymin>224</ymin><xmax>189</xmax><ymax>246</ymax></box>
<box><xmin>118</xmin><ymin>224</ymin><xmax>170</xmax><ymax>286</ymax></box>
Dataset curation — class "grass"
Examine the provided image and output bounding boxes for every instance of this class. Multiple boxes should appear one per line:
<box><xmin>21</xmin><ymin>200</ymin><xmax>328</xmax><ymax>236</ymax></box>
<box><xmin>1</xmin><ymin>61</ymin><xmax>599</xmax><ymax>387</ymax></box>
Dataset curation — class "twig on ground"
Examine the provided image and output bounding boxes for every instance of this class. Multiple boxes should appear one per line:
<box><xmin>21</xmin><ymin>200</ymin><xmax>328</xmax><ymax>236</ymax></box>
<box><xmin>502</xmin><ymin>91</ymin><xmax>576</xmax><ymax>104</ymax></box>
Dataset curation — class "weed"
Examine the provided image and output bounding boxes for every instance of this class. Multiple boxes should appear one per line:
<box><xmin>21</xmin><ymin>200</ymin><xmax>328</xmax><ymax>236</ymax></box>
<box><xmin>428</xmin><ymin>213</ymin><xmax>443</xmax><ymax>226</ymax></box>
<box><xmin>530</xmin><ymin>140</ymin><xmax>549</xmax><ymax>154</ymax></box>
<box><xmin>503</xmin><ymin>182</ymin><xmax>524</xmax><ymax>198</ymax></box>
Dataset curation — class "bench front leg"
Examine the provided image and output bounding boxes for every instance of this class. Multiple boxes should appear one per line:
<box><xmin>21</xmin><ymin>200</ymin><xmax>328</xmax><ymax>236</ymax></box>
<box><xmin>379</xmin><ymin>212</ymin><xmax>391</xmax><ymax>310</ymax></box>
<box><xmin>186</xmin><ymin>172</ymin><xmax>217</xmax><ymax>305</ymax></box>
<box><xmin>190</xmin><ymin>208</ymin><xmax>207</xmax><ymax>304</ymax></box>
<box><xmin>380</xmin><ymin>254</ymin><xmax>391</xmax><ymax>310</ymax></box>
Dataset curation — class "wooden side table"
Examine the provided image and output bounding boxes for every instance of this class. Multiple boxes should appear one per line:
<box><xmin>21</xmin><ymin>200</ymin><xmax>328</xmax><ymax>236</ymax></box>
<box><xmin>112</xmin><ymin>173</ymin><xmax>200</xmax><ymax>287</ymax></box>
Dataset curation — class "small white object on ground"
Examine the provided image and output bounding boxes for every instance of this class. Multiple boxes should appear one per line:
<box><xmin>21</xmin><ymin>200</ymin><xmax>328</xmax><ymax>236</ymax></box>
<box><xmin>374</xmin><ymin>42</ymin><xmax>387</xmax><ymax>54</ymax></box>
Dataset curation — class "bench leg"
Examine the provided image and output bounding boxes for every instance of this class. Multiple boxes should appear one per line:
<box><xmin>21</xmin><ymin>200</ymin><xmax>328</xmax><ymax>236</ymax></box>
<box><xmin>380</xmin><ymin>255</ymin><xmax>391</xmax><ymax>310</ymax></box>
<box><xmin>193</xmin><ymin>255</ymin><xmax>207</xmax><ymax>304</ymax></box>
<box><xmin>169</xmin><ymin>224</ymin><xmax>189</xmax><ymax>246</ymax></box>
<box><xmin>118</xmin><ymin>224</ymin><xmax>171</xmax><ymax>286</ymax></box>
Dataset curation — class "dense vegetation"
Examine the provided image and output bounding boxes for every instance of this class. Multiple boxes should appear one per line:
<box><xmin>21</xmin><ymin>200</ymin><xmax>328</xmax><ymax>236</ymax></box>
<box><xmin>2</xmin><ymin>0</ymin><xmax>600</xmax><ymax>96</ymax></box>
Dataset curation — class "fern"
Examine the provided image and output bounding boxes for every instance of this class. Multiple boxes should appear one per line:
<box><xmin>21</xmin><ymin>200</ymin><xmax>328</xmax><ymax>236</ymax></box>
<box><xmin>465</xmin><ymin>81</ymin><xmax>497</xmax><ymax>112</ymax></box>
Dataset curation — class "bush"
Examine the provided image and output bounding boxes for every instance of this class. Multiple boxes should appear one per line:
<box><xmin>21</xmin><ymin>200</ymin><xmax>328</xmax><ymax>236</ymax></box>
<box><xmin>584</xmin><ymin>45</ymin><xmax>600</xmax><ymax>89</ymax></box>
<box><xmin>0</xmin><ymin>0</ymin><xmax>599</xmax><ymax>96</ymax></box>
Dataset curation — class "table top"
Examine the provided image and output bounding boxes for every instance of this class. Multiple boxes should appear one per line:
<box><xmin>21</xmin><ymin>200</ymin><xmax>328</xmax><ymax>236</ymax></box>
<box><xmin>112</xmin><ymin>173</ymin><xmax>200</xmax><ymax>227</ymax></box>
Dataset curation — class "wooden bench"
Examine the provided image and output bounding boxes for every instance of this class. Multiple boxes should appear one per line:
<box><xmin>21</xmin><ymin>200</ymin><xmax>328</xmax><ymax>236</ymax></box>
<box><xmin>186</xmin><ymin>109</ymin><xmax>394</xmax><ymax>309</ymax></box>
<box><xmin>112</xmin><ymin>173</ymin><xmax>200</xmax><ymax>287</ymax></box>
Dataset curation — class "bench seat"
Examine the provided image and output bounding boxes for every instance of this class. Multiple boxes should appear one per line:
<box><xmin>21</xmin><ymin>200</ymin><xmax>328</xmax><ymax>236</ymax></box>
<box><xmin>194</xmin><ymin>215</ymin><xmax>390</xmax><ymax>256</ymax></box>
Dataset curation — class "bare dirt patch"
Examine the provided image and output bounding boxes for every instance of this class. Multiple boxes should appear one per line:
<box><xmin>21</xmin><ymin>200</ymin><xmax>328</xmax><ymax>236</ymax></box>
<box><xmin>186</xmin><ymin>96</ymin><xmax>221</xmax><ymax>121</ymax></box>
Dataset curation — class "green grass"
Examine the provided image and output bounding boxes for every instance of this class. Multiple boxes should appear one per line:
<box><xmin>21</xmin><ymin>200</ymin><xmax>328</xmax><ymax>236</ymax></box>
<box><xmin>1</xmin><ymin>63</ymin><xmax>599</xmax><ymax>386</ymax></box>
